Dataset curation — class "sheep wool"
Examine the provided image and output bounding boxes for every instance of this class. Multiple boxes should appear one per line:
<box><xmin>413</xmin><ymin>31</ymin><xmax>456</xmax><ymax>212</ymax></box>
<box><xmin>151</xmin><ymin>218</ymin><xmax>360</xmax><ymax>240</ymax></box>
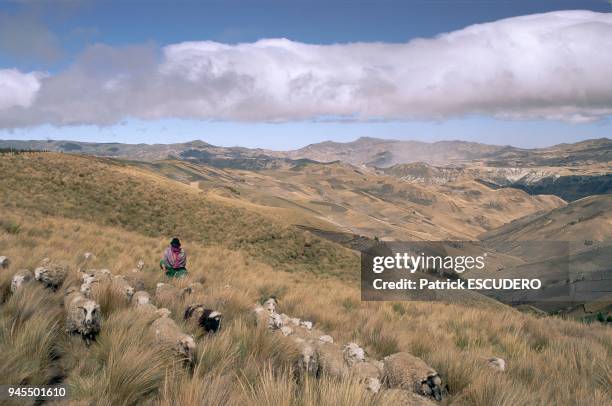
<box><xmin>383</xmin><ymin>352</ymin><xmax>446</xmax><ymax>401</ymax></box>
<box><xmin>11</xmin><ymin>269</ymin><xmax>33</xmax><ymax>293</ymax></box>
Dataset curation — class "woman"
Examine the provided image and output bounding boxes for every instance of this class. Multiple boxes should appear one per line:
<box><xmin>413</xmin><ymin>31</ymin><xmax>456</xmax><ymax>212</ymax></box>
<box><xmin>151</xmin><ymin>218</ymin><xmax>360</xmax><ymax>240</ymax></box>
<box><xmin>160</xmin><ymin>237</ymin><xmax>188</xmax><ymax>278</ymax></box>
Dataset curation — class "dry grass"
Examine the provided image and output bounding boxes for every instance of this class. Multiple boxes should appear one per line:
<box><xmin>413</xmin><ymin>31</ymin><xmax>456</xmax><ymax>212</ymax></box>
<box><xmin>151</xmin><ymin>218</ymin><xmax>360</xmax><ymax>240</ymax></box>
<box><xmin>0</xmin><ymin>209</ymin><xmax>610</xmax><ymax>405</ymax></box>
<box><xmin>0</xmin><ymin>152</ymin><xmax>610</xmax><ymax>405</ymax></box>
<box><xmin>0</xmin><ymin>152</ymin><xmax>358</xmax><ymax>277</ymax></box>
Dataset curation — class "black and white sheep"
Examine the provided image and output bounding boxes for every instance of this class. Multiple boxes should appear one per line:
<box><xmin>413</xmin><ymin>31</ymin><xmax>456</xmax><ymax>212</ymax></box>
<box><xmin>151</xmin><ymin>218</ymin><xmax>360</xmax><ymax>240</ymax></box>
<box><xmin>184</xmin><ymin>304</ymin><xmax>222</xmax><ymax>334</ymax></box>
<box><xmin>35</xmin><ymin>263</ymin><xmax>67</xmax><ymax>290</ymax></box>
<box><xmin>64</xmin><ymin>288</ymin><xmax>101</xmax><ymax>344</ymax></box>
<box><xmin>0</xmin><ymin>256</ymin><xmax>10</xmax><ymax>269</ymax></box>
<box><xmin>383</xmin><ymin>352</ymin><xmax>446</xmax><ymax>401</ymax></box>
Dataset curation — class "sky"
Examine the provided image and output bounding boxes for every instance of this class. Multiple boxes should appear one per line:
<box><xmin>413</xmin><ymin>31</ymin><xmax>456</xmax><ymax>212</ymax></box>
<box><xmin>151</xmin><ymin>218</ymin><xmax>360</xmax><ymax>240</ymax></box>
<box><xmin>0</xmin><ymin>0</ymin><xmax>611</xmax><ymax>150</ymax></box>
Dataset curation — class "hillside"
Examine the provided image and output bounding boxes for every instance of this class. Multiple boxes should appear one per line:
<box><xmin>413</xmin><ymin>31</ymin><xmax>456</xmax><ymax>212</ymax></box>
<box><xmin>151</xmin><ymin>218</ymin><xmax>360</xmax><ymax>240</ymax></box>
<box><xmin>1</xmin><ymin>202</ymin><xmax>611</xmax><ymax>405</ymax></box>
<box><xmin>132</xmin><ymin>159</ymin><xmax>564</xmax><ymax>241</ymax></box>
<box><xmin>0</xmin><ymin>152</ymin><xmax>358</xmax><ymax>277</ymax></box>
<box><xmin>479</xmin><ymin>195</ymin><xmax>612</xmax><ymax>243</ymax></box>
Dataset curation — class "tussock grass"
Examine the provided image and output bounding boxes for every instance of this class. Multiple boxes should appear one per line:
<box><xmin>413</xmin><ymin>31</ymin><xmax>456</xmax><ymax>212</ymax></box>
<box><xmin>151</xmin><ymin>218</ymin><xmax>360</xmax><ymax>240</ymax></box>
<box><xmin>0</xmin><ymin>198</ymin><xmax>610</xmax><ymax>403</ymax></box>
<box><xmin>0</xmin><ymin>152</ymin><xmax>358</xmax><ymax>277</ymax></box>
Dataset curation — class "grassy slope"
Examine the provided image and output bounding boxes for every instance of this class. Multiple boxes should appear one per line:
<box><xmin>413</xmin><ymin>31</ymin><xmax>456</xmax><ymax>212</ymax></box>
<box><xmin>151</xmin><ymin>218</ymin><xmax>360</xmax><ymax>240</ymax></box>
<box><xmin>0</xmin><ymin>209</ymin><xmax>611</xmax><ymax>405</ymax></box>
<box><xmin>134</xmin><ymin>159</ymin><xmax>564</xmax><ymax>241</ymax></box>
<box><xmin>0</xmin><ymin>152</ymin><xmax>358</xmax><ymax>278</ymax></box>
<box><xmin>0</xmin><ymin>152</ymin><xmax>610</xmax><ymax>405</ymax></box>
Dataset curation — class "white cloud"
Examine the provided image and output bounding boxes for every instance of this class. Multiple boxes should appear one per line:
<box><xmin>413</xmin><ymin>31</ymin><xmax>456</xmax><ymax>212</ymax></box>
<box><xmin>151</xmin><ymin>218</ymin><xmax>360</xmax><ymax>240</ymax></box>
<box><xmin>0</xmin><ymin>69</ymin><xmax>42</xmax><ymax>110</ymax></box>
<box><xmin>0</xmin><ymin>10</ymin><xmax>611</xmax><ymax>128</ymax></box>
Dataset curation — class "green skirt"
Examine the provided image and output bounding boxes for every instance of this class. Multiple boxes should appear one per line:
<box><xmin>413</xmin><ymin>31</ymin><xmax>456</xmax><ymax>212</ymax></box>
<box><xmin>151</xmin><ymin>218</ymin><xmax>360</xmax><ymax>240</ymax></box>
<box><xmin>160</xmin><ymin>260</ymin><xmax>188</xmax><ymax>278</ymax></box>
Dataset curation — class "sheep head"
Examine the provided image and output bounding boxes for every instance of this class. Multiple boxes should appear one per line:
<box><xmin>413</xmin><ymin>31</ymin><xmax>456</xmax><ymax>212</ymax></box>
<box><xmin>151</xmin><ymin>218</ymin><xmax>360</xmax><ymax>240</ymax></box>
<box><xmin>81</xmin><ymin>300</ymin><xmax>100</xmax><ymax>326</ymax></box>
<box><xmin>421</xmin><ymin>373</ymin><xmax>444</xmax><ymax>401</ymax></box>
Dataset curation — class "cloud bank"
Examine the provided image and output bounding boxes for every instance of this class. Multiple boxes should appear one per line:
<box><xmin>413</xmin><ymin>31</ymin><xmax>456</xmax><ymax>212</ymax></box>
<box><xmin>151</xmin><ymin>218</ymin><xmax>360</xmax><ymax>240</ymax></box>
<box><xmin>1</xmin><ymin>10</ymin><xmax>611</xmax><ymax>128</ymax></box>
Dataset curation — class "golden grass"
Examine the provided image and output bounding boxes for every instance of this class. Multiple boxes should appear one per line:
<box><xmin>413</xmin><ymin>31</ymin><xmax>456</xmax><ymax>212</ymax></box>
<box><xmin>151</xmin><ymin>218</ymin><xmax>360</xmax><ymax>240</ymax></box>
<box><xmin>0</xmin><ymin>152</ymin><xmax>358</xmax><ymax>277</ymax></box>
<box><xmin>0</xmin><ymin>209</ymin><xmax>610</xmax><ymax>405</ymax></box>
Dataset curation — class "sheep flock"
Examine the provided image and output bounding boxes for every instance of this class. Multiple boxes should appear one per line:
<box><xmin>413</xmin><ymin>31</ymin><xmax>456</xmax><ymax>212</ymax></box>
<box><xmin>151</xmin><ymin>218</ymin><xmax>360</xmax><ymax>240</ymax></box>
<box><xmin>2</xmin><ymin>253</ymin><xmax>509</xmax><ymax>403</ymax></box>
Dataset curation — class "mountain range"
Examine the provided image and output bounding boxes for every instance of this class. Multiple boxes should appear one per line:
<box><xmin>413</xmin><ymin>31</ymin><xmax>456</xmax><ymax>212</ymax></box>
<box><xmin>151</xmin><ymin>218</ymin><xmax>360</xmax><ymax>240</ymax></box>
<box><xmin>2</xmin><ymin>137</ymin><xmax>610</xmax><ymax>201</ymax></box>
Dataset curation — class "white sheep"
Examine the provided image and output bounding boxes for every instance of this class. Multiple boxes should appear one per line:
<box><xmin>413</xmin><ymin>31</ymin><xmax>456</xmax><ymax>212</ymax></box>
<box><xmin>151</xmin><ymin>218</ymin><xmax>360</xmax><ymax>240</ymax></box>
<box><xmin>11</xmin><ymin>269</ymin><xmax>33</xmax><ymax>293</ymax></box>
<box><xmin>253</xmin><ymin>305</ymin><xmax>283</xmax><ymax>330</ymax></box>
<box><xmin>135</xmin><ymin>302</ymin><xmax>159</xmax><ymax>315</ymax></box>
<box><xmin>150</xmin><ymin>316</ymin><xmax>196</xmax><ymax>363</ymax></box>
<box><xmin>81</xmin><ymin>269</ymin><xmax>112</xmax><ymax>283</ymax></box>
<box><xmin>343</xmin><ymin>342</ymin><xmax>366</xmax><ymax>367</ymax></box>
<box><xmin>263</xmin><ymin>297</ymin><xmax>278</xmax><ymax>313</ymax></box>
<box><xmin>383</xmin><ymin>352</ymin><xmax>446</xmax><ymax>401</ymax></box>
<box><xmin>35</xmin><ymin>263</ymin><xmax>67</xmax><ymax>290</ymax></box>
<box><xmin>111</xmin><ymin>275</ymin><xmax>135</xmax><ymax>301</ymax></box>
<box><xmin>316</xmin><ymin>341</ymin><xmax>349</xmax><ymax>378</ymax></box>
<box><xmin>64</xmin><ymin>289</ymin><xmax>101</xmax><ymax>344</ymax></box>
<box><xmin>122</xmin><ymin>273</ymin><xmax>145</xmax><ymax>292</ymax></box>
<box><xmin>300</xmin><ymin>320</ymin><xmax>313</xmax><ymax>330</ymax></box>
<box><xmin>136</xmin><ymin>259</ymin><xmax>145</xmax><ymax>271</ymax></box>
<box><xmin>132</xmin><ymin>291</ymin><xmax>151</xmax><ymax>305</ymax></box>
<box><xmin>156</xmin><ymin>283</ymin><xmax>180</xmax><ymax>305</ymax></box>
<box><xmin>280</xmin><ymin>326</ymin><xmax>293</xmax><ymax>336</ymax></box>
<box><xmin>0</xmin><ymin>256</ymin><xmax>10</xmax><ymax>269</ymax></box>
<box><xmin>319</xmin><ymin>335</ymin><xmax>334</xmax><ymax>344</ymax></box>
<box><xmin>156</xmin><ymin>308</ymin><xmax>172</xmax><ymax>318</ymax></box>
<box><xmin>350</xmin><ymin>360</ymin><xmax>383</xmax><ymax>394</ymax></box>
<box><xmin>487</xmin><ymin>357</ymin><xmax>506</xmax><ymax>372</ymax></box>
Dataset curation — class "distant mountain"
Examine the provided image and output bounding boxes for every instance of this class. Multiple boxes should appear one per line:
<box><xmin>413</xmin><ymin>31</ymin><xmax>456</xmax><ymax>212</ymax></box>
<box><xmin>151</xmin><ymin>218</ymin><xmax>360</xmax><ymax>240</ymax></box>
<box><xmin>0</xmin><ymin>139</ymin><xmax>314</xmax><ymax>170</ymax></box>
<box><xmin>0</xmin><ymin>136</ymin><xmax>610</xmax><ymax>169</ymax></box>
<box><xmin>274</xmin><ymin>137</ymin><xmax>506</xmax><ymax>167</ymax></box>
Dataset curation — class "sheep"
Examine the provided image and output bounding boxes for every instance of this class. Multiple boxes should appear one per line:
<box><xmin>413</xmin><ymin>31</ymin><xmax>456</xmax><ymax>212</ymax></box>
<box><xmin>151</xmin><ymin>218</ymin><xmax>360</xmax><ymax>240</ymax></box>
<box><xmin>185</xmin><ymin>304</ymin><xmax>206</xmax><ymax>322</ymax></box>
<box><xmin>292</xmin><ymin>337</ymin><xmax>319</xmax><ymax>377</ymax></box>
<box><xmin>64</xmin><ymin>290</ymin><xmax>101</xmax><ymax>345</ymax></box>
<box><xmin>350</xmin><ymin>360</ymin><xmax>384</xmax><ymax>394</ymax></box>
<box><xmin>184</xmin><ymin>304</ymin><xmax>222</xmax><ymax>334</ymax></box>
<box><xmin>319</xmin><ymin>335</ymin><xmax>334</xmax><ymax>344</ymax></box>
<box><xmin>35</xmin><ymin>263</ymin><xmax>67</xmax><ymax>290</ymax></box>
<box><xmin>133</xmin><ymin>291</ymin><xmax>151</xmax><ymax>306</ymax></box>
<box><xmin>487</xmin><ymin>357</ymin><xmax>506</xmax><ymax>372</ymax></box>
<box><xmin>156</xmin><ymin>308</ymin><xmax>172</xmax><ymax>318</ymax></box>
<box><xmin>280</xmin><ymin>326</ymin><xmax>293</xmax><ymax>336</ymax></box>
<box><xmin>263</xmin><ymin>297</ymin><xmax>278</xmax><ymax>313</ymax></box>
<box><xmin>136</xmin><ymin>259</ymin><xmax>145</xmax><ymax>271</ymax></box>
<box><xmin>81</xmin><ymin>269</ymin><xmax>112</xmax><ymax>283</ymax></box>
<box><xmin>181</xmin><ymin>282</ymin><xmax>204</xmax><ymax>298</ymax></box>
<box><xmin>150</xmin><ymin>316</ymin><xmax>196</xmax><ymax>363</ymax></box>
<box><xmin>382</xmin><ymin>352</ymin><xmax>446</xmax><ymax>401</ymax></box>
<box><xmin>199</xmin><ymin>309</ymin><xmax>222</xmax><ymax>334</ymax></box>
<box><xmin>11</xmin><ymin>269</ymin><xmax>33</xmax><ymax>292</ymax></box>
<box><xmin>253</xmin><ymin>305</ymin><xmax>283</xmax><ymax>330</ymax></box>
<box><xmin>135</xmin><ymin>302</ymin><xmax>159</xmax><ymax>315</ymax></box>
<box><xmin>0</xmin><ymin>256</ymin><xmax>10</xmax><ymax>269</ymax></box>
<box><xmin>316</xmin><ymin>341</ymin><xmax>349</xmax><ymax>378</ymax></box>
<box><xmin>156</xmin><ymin>283</ymin><xmax>181</xmax><ymax>305</ymax></box>
<box><xmin>111</xmin><ymin>275</ymin><xmax>135</xmax><ymax>301</ymax></box>
<box><xmin>343</xmin><ymin>342</ymin><xmax>366</xmax><ymax>367</ymax></box>
<box><xmin>300</xmin><ymin>321</ymin><xmax>313</xmax><ymax>330</ymax></box>
<box><xmin>122</xmin><ymin>273</ymin><xmax>145</xmax><ymax>291</ymax></box>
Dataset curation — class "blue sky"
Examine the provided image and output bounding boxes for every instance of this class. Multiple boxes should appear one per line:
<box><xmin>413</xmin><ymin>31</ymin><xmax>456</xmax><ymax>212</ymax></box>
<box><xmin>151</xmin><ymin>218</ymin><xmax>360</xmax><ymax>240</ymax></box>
<box><xmin>0</xmin><ymin>0</ymin><xmax>611</xmax><ymax>149</ymax></box>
